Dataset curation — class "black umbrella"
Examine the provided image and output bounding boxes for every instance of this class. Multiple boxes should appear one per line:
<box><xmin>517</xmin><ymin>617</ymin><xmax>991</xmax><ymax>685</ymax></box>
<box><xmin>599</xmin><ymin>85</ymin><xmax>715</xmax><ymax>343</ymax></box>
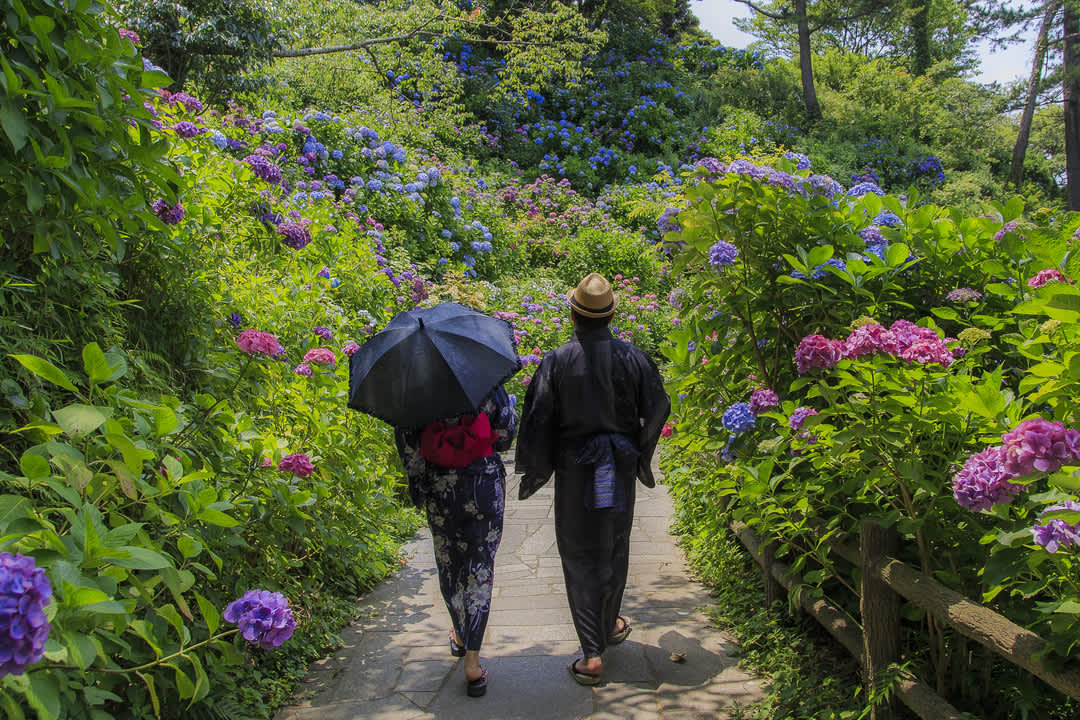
<box><xmin>347</xmin><ymin>302</ymin><xmax>522</xmax><ymax>428</ymax></box>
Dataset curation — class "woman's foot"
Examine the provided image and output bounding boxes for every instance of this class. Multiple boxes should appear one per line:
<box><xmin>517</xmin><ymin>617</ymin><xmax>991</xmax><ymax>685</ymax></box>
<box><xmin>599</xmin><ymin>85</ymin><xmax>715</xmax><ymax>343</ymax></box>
<box><xmin>464</xmin><ymin>649</ymin><xmax>486</xmax><ymax>696</ymax></box>
<box><xmin>449</xmin><ymin>631</ymin><xmax>466</xmax><ymax>658</ymax></box>
<box><xmin>568</xmin><ymin>656</ymin><xmax>602</xmax><ymax>686</ymax></box>
<box><xmin>608</xmin><ymin>615</ymin><xmax>632</xmax><ymax>645</ymax></box>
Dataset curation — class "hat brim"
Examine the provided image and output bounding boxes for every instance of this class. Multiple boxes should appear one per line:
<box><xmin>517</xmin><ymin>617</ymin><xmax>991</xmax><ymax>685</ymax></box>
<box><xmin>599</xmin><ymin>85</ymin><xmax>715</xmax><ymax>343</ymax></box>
<box><xmin>566</xmin><ymin>288</ymin><xmax>619</xmax><ymax>318</ymax></box>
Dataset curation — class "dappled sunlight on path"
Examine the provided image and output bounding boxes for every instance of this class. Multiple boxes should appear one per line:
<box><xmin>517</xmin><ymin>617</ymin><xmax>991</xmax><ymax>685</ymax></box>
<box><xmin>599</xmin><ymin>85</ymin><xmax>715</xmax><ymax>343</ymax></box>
<box><xmin>275</xmin><ymin>460</ymin><xmax>763</xmax><ymax>720</ymax></box>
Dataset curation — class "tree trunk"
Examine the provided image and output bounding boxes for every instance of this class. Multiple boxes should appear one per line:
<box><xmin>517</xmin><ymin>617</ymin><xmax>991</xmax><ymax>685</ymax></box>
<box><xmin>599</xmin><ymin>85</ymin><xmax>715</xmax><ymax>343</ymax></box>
<box><xmin>795</xmin><ymin>0</ymin><xmax>822</xmax><ymax>119</ymax></box>
<box><xmin>1011</xmin><ymin>0</ymin><xmax>1059</xmax><ymax>187</ymax></box>
<box><xmin>1065</xmin><ymin>0</ymin><xmax>1080</xmax><ymax>209</ymax></box>
<box><xmin>910</xmin><ymin>0</ymin><xmax>932</xmax><ymax>76</ymax></box>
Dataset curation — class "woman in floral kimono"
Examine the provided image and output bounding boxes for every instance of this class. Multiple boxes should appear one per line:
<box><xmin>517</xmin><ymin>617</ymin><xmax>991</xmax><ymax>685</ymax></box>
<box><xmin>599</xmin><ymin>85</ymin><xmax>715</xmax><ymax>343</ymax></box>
<box><xmin>394</xmin><ymin>385</ymin><xmax>517</xmax><ymax>697</ymax></box>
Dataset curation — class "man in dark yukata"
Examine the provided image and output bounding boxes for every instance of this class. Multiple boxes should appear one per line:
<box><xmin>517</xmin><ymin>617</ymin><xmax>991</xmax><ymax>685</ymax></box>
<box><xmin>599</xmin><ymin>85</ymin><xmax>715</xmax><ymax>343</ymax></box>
<box><xmin>515</xmin><ymin>272</ymin><xmax>670</xmax><ymax>685</ymax></box>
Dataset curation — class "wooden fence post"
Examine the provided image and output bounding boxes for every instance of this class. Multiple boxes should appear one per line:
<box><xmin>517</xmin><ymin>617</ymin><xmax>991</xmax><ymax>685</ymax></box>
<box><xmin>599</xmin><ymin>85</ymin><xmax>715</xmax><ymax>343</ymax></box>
<box><xmin>761</xmin><ymin>538</ymin><xmax>786</xmax><ymax>608</ymax></box>
<box><xmin>861</xmin><ymin>518</ymin><xmax>900</xmax><ymax>720</ymax></box>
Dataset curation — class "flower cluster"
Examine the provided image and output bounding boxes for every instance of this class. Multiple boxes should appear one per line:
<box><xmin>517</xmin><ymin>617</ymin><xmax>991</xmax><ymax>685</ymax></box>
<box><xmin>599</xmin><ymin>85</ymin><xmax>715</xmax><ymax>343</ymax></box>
<box><xmin>342</xmin><ymin>342</ymin><xmax>361</xmax><ymax>356</ymax></box>
<box><xmin>708</xmin><ymin>240</ymin><xmax>739</xmax><ymax>268</ymax></box>
<box><xmin>842</xmin><ymin>322</ymin><xmax>898</xmax><ymax>359</ymax></box>
<box><xmin>302</xmin><ymin>348</ymin><xmax>336</xmax><ymax>366</ymax></box>
<box><xmin>1028</xmin><ymin>268</ymin><xmax>1071</xmax><ymax>289</ymax></box>
<box><xmin>236</xmin><ymin>329</ymin><xmax>282</xmax><ymax>356</ymax></box>
<box><xmin>244</xmin><ymin>155</ymin><xmax>283</xmax><ymax>184</ymax></box>
<box><xmin>788</xmin><ymin>407</ymin><xmax>818</xmax><ymax>431</ymax></box>
<box><xmin>278</xmin><ymin>453</ymin><xmax>315</xmax><ymax>478</ymax></box>
<box><xmin>151</xmin><ymin>199</ymin><xmax>185</xmax><ymax>225</ymax></box>
<box><xmin>224</xmin><ymin>590</ymin><xmax>296</xmax><ymax>649</ymax></box>
<box><xmin>953</xmin><ymin>419</ymin><xmax>1080</xmax><ymax>513</ymax></box>
<box><xmin>749</xmin><ymin>388</ymin><xmax>778</xmax><ymax>414</ymax></box>
<box><xmin>277</xmin><ymin>221</ymin><xmax>312</xmax><ymax>250</ymax></box>
<box><xmin>946</xmin><ymin>287</ymin><xmax>982</xmax><ymax>303</ymax></box>
<box><xmin>1032</xmin><ymin>501</ymin><xmax>1080</xmax><ymax>553</ymax></box>
<box><xmin>722</xmin><ymin>402</ymin><xmax>756</xmax><ymax>435</ymax></box>
<box><xmin>0</xmin><ymin>553</ymin><xmax>52</xmax><ymax>678</ymax></box>
<box><xmin>794</xmin><ymin>334</ymin><xmax>843</xmax><ymax>374</ymax></box>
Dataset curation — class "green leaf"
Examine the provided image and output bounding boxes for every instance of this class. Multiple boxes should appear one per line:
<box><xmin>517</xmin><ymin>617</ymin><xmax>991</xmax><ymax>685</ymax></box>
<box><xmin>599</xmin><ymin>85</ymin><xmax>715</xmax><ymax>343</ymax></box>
<box><xmin>0</xmin><ymin>102</ymin><xmax>28</xmax><ymax>152</ymax></box>
<box><xmin>886</xmin><ymin>243</ymin><xmax>910</xmax><ymax>266</ymax></box>
<box><xmin>81</xmin><ymin>343</ymin><xmax>110</xmax><ymax>384</ymax></box>
<box><xmin>154</xmin><ymin>407</ymin><xmax>178</xmax><ymax>436</ymax></box>
<box><xmin>136</xmin><ymin>671</ymin><xmax>161</xmax><ymax>719</ymax></box>
<box><xmin>0</xmin><ymin>495</ymin><xmax>31</xmax><ymax>533</ymax></box>
<box><xmin>194</xmin><ymin>593</ymin><xmax>220</xmax><ymax>635</ymax></box>
<box><xmin>197</xmin><ymin>508</ymin><xmax>239</xmax><ymax>527</ymax></box>
<box><xmin>104</xmin><ymin>433</ymin><xmax>144</xmax><ymax>474</ymax></box>
<box><xmin>62</xmin><ymin>630</ymin><xmax>98</xmax><ymax>670</ymax></box>
<box><xmin>19</xmin><ymin>454</ymin><xmax>50</xmax><ymax>480</ymax></box>
<box><xmin>107</xmin><ymin>546</ymin><xmax>171</xmax><ymax>570</ymax></box>
<box><xmin>53</xmin><ymin>404</ymin><xmax>110</xmax><ymax>437</ymax></box>
<box><xmin>26</xmin><ymin>673</ymin><xmax>60</xmax><ymax>720</ymax></box>
<box><xmin>9</xmin><ymin>354</ymin><xmax>78</xmax><ymax>392</ymax></box>
<box><xmin>173</xmin><ymin>665</ymin><xmax>195</xmax><ymax>700</ymax></box>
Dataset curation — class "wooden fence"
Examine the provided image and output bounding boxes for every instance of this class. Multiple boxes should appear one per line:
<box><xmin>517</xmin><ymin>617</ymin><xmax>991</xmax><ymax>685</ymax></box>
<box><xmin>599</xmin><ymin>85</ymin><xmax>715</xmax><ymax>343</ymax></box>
<box><xmin>730</xmin><ymin>519</ymin><xmax>1080</xmax><ymax>719</ymax></box>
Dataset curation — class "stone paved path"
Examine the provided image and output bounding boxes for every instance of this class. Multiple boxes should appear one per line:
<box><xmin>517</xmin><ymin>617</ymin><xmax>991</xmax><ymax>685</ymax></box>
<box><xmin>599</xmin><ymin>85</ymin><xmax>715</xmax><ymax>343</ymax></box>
<box><xmin>276</xmin><ymin>467</ymin><xmax>763</xmax><ymax>720</ymax></box>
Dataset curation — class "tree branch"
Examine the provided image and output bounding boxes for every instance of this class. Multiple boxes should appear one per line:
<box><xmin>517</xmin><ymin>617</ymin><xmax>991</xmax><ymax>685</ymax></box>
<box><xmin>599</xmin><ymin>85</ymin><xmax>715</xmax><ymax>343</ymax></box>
<box><xmin>733</xmin><ymin>0</ymin><xmax>790</xmax><ymax>22</ymax></box>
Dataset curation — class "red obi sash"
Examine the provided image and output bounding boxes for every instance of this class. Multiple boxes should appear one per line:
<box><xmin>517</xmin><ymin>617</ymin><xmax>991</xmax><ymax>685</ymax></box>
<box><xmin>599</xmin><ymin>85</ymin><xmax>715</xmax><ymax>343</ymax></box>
<box><xmin>419</xmin><ymin>413</ymin><xmax>495</xmax><ymax>469</ymax></box>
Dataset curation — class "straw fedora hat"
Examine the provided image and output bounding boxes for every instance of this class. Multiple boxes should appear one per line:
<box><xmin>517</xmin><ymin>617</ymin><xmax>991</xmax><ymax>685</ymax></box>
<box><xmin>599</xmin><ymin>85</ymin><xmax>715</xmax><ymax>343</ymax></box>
<box><xmin>567</xmin><ymin>272</ymin><xmax>619</xmax><ymax>318</ymax></box>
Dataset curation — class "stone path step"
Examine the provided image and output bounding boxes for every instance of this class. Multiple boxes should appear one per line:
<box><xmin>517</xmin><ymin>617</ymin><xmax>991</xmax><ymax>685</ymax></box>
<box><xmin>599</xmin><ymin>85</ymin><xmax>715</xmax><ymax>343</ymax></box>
<box><xmin>275</xmin><ymin>470</ymin><xmax>763</xmax><ymax>720</ymax></box>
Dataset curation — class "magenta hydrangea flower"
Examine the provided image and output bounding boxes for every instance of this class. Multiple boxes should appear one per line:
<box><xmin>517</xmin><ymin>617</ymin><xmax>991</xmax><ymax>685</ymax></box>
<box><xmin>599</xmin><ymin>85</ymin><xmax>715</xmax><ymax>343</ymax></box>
<box><xmin>888</xmin><ymin>319</ymin><xmax>939</xmax><ymax>352</ymax></box>
<box><xmin>236</xmin><ymin>329</ymin><xmax>281</xmax><ymax>356</ymax></box>
<box><xmin>342</xmin><ymin>342</ymin><xmax>361</xmax><ymax>356</ymax></box>
<box><xmin>749</xmin><ymin>388</ymin><xmax>779</xmax><ymax>414</ymax></box>
<box><xmin>118</xmin><ymin>28</ymin><xmax>141</xmax><ymax>44</ymax></box>
<box><xmin>899</xmin><ymin>338</ymin><xmax>954</xmax><ymax>367</ymax></box>
<box><xmin>277</xmin><ymin>222</ymin><xmax>312</xmax><ymax>250</ymax></box>
<box><xmin>294</xmin><ymin>363</ymin><xmax>312</xmax><ymax>377</ymax></box>
<box><xmin>223</xmin><ymin>590</ymin><xmax>296</xmax><ymax>649</ymax></box>
<box><xmin>0</xmin><ymin>553</ymin><xmax>52</xmax><ymax>678</ymax></box>
<box><xmin>788</xmin><ymin>407</ymin><xmax>818</xmax><ymax>431</ymax></box>
<box><xmin>946</xmin><ymin>288</ymin><xmax>982</xmax><ymax>303</ymax></box>
<box><xmin>278</xmin><ymin>453</ymin><xmax>314</xmax><ymax>478</ymax></box>
<box><xmin>1028</xmin><ymin>268</ymin><xmax>1071</xmax><ymax>289</ymax></box>
<box><xmin>151</xmin><ymin>199</ymin><xmax>185</xmax><ymax>225</ymax></box>
<box><xmin>952</xmin><ymin>446</ymin><xmax>1023</xmax><ymax>511</ymax></box>
<box><xmin>795</xmin><ymin>334</ymin><xmax>843</xmax><ymax>374</ymax></box>
<box><xmin>1001</xmin><ymin>419</ymin><xmax>1080</xmax><ymax>476</ymax></box>
<box><xmin>302</xmin><ymin>348</ymin><xmax>336</xmax><ymax>366</ymax></box>
<box><xmin>842</xmin><ymin>323</ymin><xmax>898</xmax><ymax>359</ymax></box>
<box><xmin>1032</xmin><ymin>501</ymin><xmax>1080</xmax><ymax>553</ymax></box>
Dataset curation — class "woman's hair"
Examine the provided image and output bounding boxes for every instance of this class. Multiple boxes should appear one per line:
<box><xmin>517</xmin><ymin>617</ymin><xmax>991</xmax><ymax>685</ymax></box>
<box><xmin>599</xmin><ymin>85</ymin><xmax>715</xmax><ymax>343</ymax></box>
<box><xmin>571</xmin><ymin>309</ymin><xmax>612</xmax><ymax>330</ymax></box>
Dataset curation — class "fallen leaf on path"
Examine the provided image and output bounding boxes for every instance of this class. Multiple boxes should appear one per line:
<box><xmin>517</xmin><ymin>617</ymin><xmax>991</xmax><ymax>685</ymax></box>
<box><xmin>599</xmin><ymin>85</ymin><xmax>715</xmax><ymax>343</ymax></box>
<box><xmin>669</xmin><ymin>651</ymin><xmax>687</xmax><ymax>663</ymax></box>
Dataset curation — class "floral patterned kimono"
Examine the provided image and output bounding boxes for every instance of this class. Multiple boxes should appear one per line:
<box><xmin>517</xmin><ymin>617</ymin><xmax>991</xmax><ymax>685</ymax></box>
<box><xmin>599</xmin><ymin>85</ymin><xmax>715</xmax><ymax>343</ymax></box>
<box><xmin>394</xmin><ymin>386</ymin><xmax>517</xmax><ymax>651</ymax></box>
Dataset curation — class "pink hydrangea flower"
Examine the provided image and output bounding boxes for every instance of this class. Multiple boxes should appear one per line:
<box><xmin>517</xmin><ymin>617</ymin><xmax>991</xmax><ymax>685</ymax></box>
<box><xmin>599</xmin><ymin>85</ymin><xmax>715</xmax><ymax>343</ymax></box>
<box><xmin>302</xmin><ymin>348</ymin><xmax>336</xmax><ymax>365</ymax></box>
<box><xmin>236</xmin><ymin>329</ymin><xmax>281</xmax><ymax>356</ymax></box>
<box><xmin>794</xmin><ymin>335</ymin><xmax>843</xmax><ymax>374</ymax></box>
<box><xmin>890</xmin><ymin>319</ymin><xmax>941</xmax><ymax>353</ymax></box>
<box><xmin>660</xmin><ymin>422</ymin><xmax>675</xmax><ymax>438</ymax></box>
<box><xmin>842</xmin><ymin>323</ymin><xmax>898</xmax><ymax>359</ymax></box>
<box><xmin>278</xmin><ymin>453</ymin><xmax>314</xmax><ymax>478</ymax></box>
<box><xmin>1001</xmin><ymin>419</ymin><xmax>1080</xmax><ymax>476</ymax></box>
<box><xmin>952</xmin><ymin>446</ymin><xmax>1023</xmax><ymax>511</ymax></box>
<box><xmin>1028</xmin><ymin>268</ymin><xmax>1071</xmax><ymax>289</ymax></box>
<box><xmin>343</xmin><ymin>342</ymin><xmax>361</xmax><ymax>356</ymax></box>
<box><xmin>899</xmin><ymin>338</ymin><xmax>954</xmax><ymax>367</ymax></box>
<box><xmin>749</xmin><ymin>388</ymin><xmax>779</xmax><ymax>414</ymax></box>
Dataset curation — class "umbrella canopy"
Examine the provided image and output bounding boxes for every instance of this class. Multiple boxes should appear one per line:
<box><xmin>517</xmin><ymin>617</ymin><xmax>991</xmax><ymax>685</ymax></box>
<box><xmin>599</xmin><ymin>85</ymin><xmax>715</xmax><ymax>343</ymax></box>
<box><xmin>348</xmin><ymin>302</ymin><xmax>522</xmax><ymax>428</ymax></box>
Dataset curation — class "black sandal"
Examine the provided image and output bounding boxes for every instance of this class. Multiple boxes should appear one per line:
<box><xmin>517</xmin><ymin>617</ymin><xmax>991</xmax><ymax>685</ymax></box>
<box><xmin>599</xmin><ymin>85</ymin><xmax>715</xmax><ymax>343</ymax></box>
<box><xmin>466</xmin><ymin>667</ymin><xmax>487</xmax><ymax>697</ymax></box>
<box><xmin>449</xmin><ymin>632</ymin><xmax>466</xmax><ymax>658</ymax></box>
<box><xmin>568</xmin><ymin>657</ymin><xmax>601</xmax><ymax>686</ymax></box>
<box><xmin>608</xmin><ymin>615</ymin><xmax>632</xmax><ymax>645</ymax></box>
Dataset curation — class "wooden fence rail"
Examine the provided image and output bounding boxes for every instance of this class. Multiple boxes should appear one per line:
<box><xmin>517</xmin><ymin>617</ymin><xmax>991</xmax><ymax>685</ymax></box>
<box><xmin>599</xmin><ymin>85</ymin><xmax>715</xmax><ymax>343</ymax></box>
<box><xmin>730</xmin><ymin>519</ymin><xmax>1080</xmax><ymax>719</ymax></box>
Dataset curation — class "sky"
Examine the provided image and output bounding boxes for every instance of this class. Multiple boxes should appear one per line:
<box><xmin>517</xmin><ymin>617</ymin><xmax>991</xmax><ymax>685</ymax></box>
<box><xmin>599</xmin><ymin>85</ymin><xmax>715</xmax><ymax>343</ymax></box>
<box><xmin>690</xmin><ymin>1</ymin><xmax>1037</xmax><ymax>86</ymax></box>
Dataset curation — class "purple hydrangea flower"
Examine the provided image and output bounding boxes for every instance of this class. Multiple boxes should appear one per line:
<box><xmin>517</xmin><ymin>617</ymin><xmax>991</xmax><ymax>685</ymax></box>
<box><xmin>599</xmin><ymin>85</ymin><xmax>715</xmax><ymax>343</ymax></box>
<box><xmin>223</xmin><ymin>590</ymin><xmax>296</xmax><ymax>649</ymax></box>
<box><xmin>151</xmin><ymin>199</ymin><xmax>185</xmax><ymax>225</ymax></box>
<box><xmin>244</xmin><ymin>155</ymin><xmax>283</xmax><ymax>184</ymax></box>
<box><xmin>657</xmin><ymin>207</ymin><xmax>682</xmax><ymax>234</ymax></box>
<box><xmin>173</xmin><ymin>121</ymin><xmax>200</xmax><ymax>138</ymax></box>
<box><xmin>722</xmin><ymin>402</ymin><xmax>756</xmax><ymax>435</ymax></box>
<box><xmin>946</xmin><ymin>288</ymin><xmax>982</xmax><ymax>303</ymax></box>
<box><xmin>952</xmin><ymin>446</ymin><xmax>1022</xmax><ymax>511</ymax></box>
<box><xmin>168</xmin><ymin>92</ymin><xmax>203</xmax><ymax>113</ymax></box>
<box><xmin>1032</xmin><ymin>501</ymin><xmax>1080</xmax><ymax>553</ymax></box>
<box><xmin>1001</xmin><ymin>419</ymin><xmax>1080</xmax><ymax>477</ymax></box>
<box><xmin>708</xmin><ymin>240</ymin><xmax>739</xmax><ymax>268</ymax></box>
<box><xmin>993</xmin><ymin>220</ymin><xmax>1020</xmax><ymax>242</ymax></box>
<box><xmin>749</xmin><ymin>388</ymin><xmax>779</xmax><ymax>414</ymax></box>
<box><xmin>277</xmin><ymin>222</ymin><xmax>312</xmax><ymax>250</ymax></box>
<box><xmin>227</xmin><ymin>313</ymin><xmax>243</xmax><ymax>328</ymax></box>
<box><xmin>858</xmin><ymin>226</ymin><xmax>886</xmax><ymax>246</ymax></box>
<box><xmin>788</xmin><ymin>407</ymin><xmax>818</xmax><ymax>431</ymax></box>
<box><xmin>806</xmin><ymin>174</ymin><xmax>843</xmax><ymax>198</ymax></box>
<box><xmin>313</xmin><ymin>326</ymin><xmax>332</xmax><ymax>340</ymax></box>
<box><xmin>0</xmin><ymin>553</ymin><xmax>52</xmax><ymax>678</ymax></box>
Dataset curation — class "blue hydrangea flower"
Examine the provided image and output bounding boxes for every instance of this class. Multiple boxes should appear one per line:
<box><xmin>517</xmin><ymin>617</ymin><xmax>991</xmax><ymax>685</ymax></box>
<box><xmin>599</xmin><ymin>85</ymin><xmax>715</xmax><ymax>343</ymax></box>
<box><xmin>722</xmin><ymin>402</ymin><xmax>756</xmax><ymax>435</ymax></box>
<box><xmin>847</xmin><ymin>182</ymin><xmax>885</xmax><ymax>198</ymax></box>
<box><xmin>783</xmin><ymin>151</ymin><xmax>811</xmax><ymax>170</ymax></box>
<box><xmin>708</xmin><ymin>240</ymin><xmax>739</xmax><ymax>268</ymax></box>
<box><xmin>873</xmin><ymin>210</ymin><xmax>902</xmax><ymax>227</ymax></box>
<box><xmin>0</xmin><ymin>553</ymin><xmax>52</xmax><ymax>678</ymax></box>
